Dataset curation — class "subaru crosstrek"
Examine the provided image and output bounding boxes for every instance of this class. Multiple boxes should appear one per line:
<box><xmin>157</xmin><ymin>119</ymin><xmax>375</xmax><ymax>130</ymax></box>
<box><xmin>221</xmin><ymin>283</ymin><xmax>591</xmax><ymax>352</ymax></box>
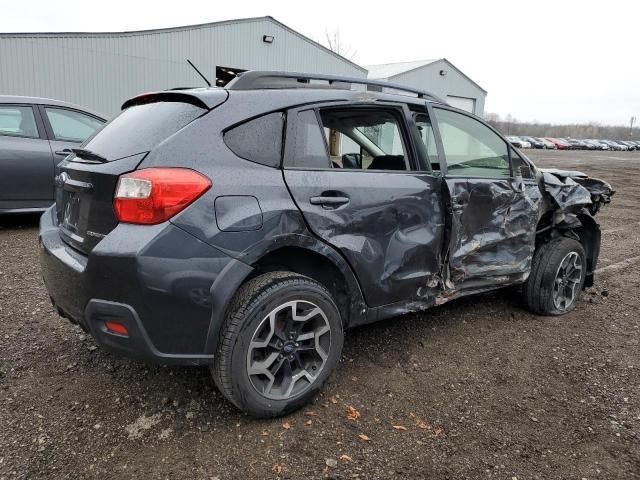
<box><xmin>39</xmin><ymin>71</ymin><xmax>614</xmax><ymax>417</ymax></box>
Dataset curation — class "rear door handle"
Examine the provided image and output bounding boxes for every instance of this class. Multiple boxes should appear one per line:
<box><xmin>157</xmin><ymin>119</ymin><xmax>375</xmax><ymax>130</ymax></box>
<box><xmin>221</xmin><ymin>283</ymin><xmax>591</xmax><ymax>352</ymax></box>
<box><xmin>309</xmin><ymin>196</ymin><xmax>350</xmax><ymax>207</ymax></box>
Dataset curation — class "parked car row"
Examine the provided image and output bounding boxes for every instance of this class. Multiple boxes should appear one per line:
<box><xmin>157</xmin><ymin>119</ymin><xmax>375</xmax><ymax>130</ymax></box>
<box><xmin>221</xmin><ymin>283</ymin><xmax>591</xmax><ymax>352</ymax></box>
<box><xmin>506</xmin><ymin>135</ymin><xmax>640</xmax><ymax>151</ymax></box>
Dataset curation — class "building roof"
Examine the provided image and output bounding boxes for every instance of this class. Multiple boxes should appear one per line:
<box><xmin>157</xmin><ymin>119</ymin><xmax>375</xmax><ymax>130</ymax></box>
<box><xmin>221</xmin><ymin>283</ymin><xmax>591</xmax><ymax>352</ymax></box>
<box><xmin>365</xmin><ymin>59</ymin><xmax>439</xmax><ymax>80</ymax></box>
<box><xmin>0</xmin><ymin>16</ymin><xmax>366</xmax><ymax>73</ymax></box>
<box><xmin>366</xmin><ymin>58</ymin><xmax>487</xmax><ymax>94</ymax></box>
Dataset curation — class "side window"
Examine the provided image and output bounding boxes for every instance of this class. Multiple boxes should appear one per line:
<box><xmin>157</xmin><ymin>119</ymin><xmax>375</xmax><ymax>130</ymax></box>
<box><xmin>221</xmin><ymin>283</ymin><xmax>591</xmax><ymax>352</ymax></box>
<box><xmin>434</xmin><ymin>108</ymin><xmax>510</xmax><ymax>178</ymax></box>
<box><xmin>45</xmin><ymin>107</ymin><xmax>103</xmax><ymax>143</ymax></box>
<box><xmin>286</xmin><ymin>109</ymin><xmax>330</xmax><ymax>168</ymax></box>
<box><xmin>318</xmin><ymin>108</ymin><xmax>409</xmax><ymax>171</ymax></box>
<box><xmin>414</xmin><ymin>113</ymin><xmax>439</xmax><ymax>170</ymax></box>
<box><xmin>511</xmin><ymin>148</ymin><xmax>534</xmax><ymax>179</ymax></box>
<box><xmin>224</xmin><ymin>112</ymin><xmax>284</xmax><ymax>167</ymax></box>
<box><xmin>0</xmin><ymin>105</ymin><xmax>39</xmax><ymax>138</ymax></box>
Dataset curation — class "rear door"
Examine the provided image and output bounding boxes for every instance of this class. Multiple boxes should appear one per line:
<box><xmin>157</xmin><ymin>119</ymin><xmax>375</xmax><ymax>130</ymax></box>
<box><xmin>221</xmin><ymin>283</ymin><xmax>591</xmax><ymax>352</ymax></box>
<box><xmin>0</xmin><ymin>104</ymin><xmax>54</xmax><ymax>210</ymax></box>
<box><xmin>431</xmin><ymin>106</ymin><xmax>541</xmax><ymax>292</ymax></box>
<box><xmin>283</xmin><ymin>102</ymin><xmax>445</xmax><ymax>308</ymax></box>
<box><xmin>38</xmin><ymin>105</ymin><xmax>105</xmax><ymax>168</ymax></box>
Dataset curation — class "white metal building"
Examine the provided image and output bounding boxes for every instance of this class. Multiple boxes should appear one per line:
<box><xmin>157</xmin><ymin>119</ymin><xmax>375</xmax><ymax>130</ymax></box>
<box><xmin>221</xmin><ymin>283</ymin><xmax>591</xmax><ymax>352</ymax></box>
<box><xmin>0</xmin><ymin>17</ymin><xmax>366</xmax><ymax>117</ymax></box>
<box><xmin>0</xmin><ymin>18</ymin><xmax>487</xmax><ymax>119</ymax></box>
<box><xmin>366</xmin><ymin>59</ymin><xmax>487</xmax><ymax>116</ymax></box>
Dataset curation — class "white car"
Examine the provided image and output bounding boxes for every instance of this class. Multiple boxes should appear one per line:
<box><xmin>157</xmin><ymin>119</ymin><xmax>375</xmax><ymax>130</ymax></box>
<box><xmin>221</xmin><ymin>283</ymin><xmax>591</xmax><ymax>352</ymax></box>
<box><xmin>506</xmin><ymin>136</ymin><xmax>531</xmax><ymax>149</ymax></box>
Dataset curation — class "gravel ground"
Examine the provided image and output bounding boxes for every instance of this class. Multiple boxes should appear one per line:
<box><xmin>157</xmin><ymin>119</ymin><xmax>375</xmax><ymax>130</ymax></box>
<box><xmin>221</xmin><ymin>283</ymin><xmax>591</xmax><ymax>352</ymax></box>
<box><xmin>1</xmin><ymin>149</ymin><xmax>639</xmax><ymax>480</ymax></box>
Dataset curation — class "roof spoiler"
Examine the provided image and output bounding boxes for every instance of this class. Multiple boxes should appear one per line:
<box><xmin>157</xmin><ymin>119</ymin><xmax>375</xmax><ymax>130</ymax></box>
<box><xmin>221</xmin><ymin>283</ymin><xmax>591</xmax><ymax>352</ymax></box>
<box><xmin>121</xmin><ymin>90</ymin><xmax>228</xmax><ymax>110</ymax></box>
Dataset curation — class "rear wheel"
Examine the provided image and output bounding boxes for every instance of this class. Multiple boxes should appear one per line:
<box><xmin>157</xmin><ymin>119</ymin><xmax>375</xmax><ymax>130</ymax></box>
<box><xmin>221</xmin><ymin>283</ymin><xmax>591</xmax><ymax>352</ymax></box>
<box><xmin>212</xmin><ymin>271</ymin><xmax>343</xmax><ymax>418</ymax></box>
<box><xmin>522</xmin><ymin>237</ymin><xmax>586</xmax><ymax>315</ymax></box>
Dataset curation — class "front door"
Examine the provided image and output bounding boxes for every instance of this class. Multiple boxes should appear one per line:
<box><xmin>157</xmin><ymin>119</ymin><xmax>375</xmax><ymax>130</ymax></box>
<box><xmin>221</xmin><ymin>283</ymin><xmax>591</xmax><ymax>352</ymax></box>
<box><xmin>283</xmin><ymin>103</ymin><xmax>445</xmax><ymax>308</ymax></box>
<box><xmin>431</xmin><ymin>106</ymin><xmax>541</xmax><ymax>292</ymax></box>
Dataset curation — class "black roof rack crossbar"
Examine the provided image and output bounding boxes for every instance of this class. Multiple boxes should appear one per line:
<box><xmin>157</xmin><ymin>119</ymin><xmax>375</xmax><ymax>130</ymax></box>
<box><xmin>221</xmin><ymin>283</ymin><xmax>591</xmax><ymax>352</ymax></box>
<box><xmin>226</xmin><ymin>71</ymin><xmax>444</xmax><ymax>103</ymax></box>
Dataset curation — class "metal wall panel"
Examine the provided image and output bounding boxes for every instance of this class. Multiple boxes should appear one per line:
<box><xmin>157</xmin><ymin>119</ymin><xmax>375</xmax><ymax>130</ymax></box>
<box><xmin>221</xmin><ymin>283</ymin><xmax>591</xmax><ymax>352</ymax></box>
<box><xmin>391</xmin><ymin>60</ymin><xmax>486</xmax><ymax>116</ymax></box>
<box><xmin>0</xmin><ymin>18</ymin><xmax>366</xmax><ymax>117</ymax></box>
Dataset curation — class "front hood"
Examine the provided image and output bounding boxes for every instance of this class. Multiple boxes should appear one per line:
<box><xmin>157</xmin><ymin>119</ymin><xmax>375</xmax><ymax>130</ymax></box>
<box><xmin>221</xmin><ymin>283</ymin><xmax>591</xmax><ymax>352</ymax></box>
<box><xmin>540</xmin><ymin>168</ymin><xmax>614</xmax><ymax>214</ymax></box>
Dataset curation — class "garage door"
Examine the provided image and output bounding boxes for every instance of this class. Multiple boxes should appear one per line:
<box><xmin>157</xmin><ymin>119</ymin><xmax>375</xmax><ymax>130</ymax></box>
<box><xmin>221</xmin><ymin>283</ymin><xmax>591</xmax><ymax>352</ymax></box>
<box><xmin>446</xmin><ymin>95</ymin><xmax>475</xmax><ymax>114</ymax></box>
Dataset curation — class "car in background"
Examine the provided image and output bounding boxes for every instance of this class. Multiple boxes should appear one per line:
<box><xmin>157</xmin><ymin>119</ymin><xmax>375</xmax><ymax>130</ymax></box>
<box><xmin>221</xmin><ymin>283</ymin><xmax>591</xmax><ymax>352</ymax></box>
<box><xmin>584</xmin><ymin>139</ymin><xmax>609</xmax><ymax>150</ymax></box>
<box><xmin>506</xmin><ymin>136</ymin><xmax>531</xmax><ymax>148</ymax></box>
<box><xmin>544</xmin><ymin>137</ymin><xmax>571</xmax><ymax>150</ymax></box>
<box><xmin>561</xmin><ymin>138</ymin><xmax>582</xmax><ymax>150</ymax></box>
<box><xmin>601</xmin><ymin>140</ymin><xmax>627</xmax><ymax>151</ymax></box>
<box><xmin>536</xmin><ymin>137</ymin><xmax>557</xmax><ymax>149</ymax></box>
<box><xmin>568</xmin><ymin>139</ymin><xmax>593</xmax><ymax>150</ymax></box>
<box><xmin>520</xmin><ymin>136</ymin><xmax>545</xmax><ymax>149</ymax></box>
<box><xmin>0</xmin><ymin>95</ymin><xmax>106</xmax><ymax>213</ymax></box>
<box><xmin>618</xmin><ymin>140</ymin><xmax>636</xmax><ymax>151</ymax></box>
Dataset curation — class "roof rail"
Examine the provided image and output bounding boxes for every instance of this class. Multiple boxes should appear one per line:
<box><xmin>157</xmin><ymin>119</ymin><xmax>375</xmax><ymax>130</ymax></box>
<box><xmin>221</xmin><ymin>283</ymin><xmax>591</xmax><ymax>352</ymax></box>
<box><xmin>226</xmin><ymin>71</ymin><xmax>444</xmax><ymax>103</ymax></box>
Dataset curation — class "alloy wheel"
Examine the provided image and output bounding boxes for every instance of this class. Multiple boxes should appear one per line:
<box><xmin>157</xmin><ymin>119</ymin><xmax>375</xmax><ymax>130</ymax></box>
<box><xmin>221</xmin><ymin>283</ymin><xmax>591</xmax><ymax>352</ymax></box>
<box><xmin>246</xmin><ymin>300</ymin><xmax>331</xmax><ymax>400</ymax></box>
<box><xmin>553</xmin><ymin>251</ymin><xmax>583</xmax><ymax>311</ymax></box>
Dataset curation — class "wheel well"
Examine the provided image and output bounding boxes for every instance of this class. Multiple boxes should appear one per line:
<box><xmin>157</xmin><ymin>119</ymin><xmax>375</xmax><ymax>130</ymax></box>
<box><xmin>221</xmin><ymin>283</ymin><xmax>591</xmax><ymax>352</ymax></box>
<box><xmin>248</xmin><ymin>247</ymin><xmax>352</xmax><ymax>325</ymax></box>
<box><xmin>535</xmin><ymin>211</ymin><xmax>601</xmax><ymax>287</ymax></box>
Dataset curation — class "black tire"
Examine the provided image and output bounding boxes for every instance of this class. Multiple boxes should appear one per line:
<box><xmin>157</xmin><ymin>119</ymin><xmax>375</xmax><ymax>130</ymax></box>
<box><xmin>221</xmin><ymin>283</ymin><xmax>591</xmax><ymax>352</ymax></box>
<box><xmin>211</xmin><ymin>271</ymin><xmax>344</xmax><ymax>418</ymax></box>
<box><xmin>522</xmin><ymin>237</ymin><xmax>586</xmax><ymax>315</ymax></box>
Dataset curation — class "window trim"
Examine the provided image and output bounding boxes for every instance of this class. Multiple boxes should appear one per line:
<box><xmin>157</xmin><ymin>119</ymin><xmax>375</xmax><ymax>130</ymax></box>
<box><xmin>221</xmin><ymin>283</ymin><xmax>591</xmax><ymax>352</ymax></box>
<box><xmin>430</xmin><ymin>104</ymin><xmax>515</xmax><ymax>179</ymax></box>
<box><xmin>411</xmin><ymin>108</ymin><xmax>442</xmax><ymax>174</ymax></box>
<box><xmin>0</xmin><ymin>104</ymin><xmax>46</xmax><ymax>140</ymax></box>
<box><xmin>38</xmin><ymin>105</ymin><xmax>105</xmax><ymax>143</ymax></box>
<box><xmin>283</xmin><ymin>101</ymin><xmax>425</xmax><ymax>175</ymax></box>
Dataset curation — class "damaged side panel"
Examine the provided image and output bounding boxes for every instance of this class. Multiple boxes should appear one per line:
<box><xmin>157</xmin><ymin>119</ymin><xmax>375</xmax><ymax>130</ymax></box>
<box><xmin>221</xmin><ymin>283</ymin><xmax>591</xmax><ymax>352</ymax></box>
<box><xmin>441</xmin><ymin>177</ymin><xmax>542</xmax><ymax>294</ymax></box>
<box><xmin>283</xmin><ymin>169</ymin><xmax>446</xmax><ymax>308</ymax></box>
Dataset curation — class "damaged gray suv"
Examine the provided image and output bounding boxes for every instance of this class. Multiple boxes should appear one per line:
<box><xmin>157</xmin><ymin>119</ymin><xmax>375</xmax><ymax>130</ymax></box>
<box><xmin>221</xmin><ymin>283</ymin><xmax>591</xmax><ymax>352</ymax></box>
<box><xmin>40</xmin><ymin>72</ymin><xmax>614</xmax><ymax>417</ymax></box>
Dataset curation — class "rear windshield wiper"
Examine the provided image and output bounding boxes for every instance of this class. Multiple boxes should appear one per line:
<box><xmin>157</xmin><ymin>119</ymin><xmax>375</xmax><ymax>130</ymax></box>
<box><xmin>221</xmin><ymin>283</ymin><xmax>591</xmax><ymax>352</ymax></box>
<box><xmin>59</xmin><ymin>148</ymin><xmax>108</xmax><ymax>163</ymax></box>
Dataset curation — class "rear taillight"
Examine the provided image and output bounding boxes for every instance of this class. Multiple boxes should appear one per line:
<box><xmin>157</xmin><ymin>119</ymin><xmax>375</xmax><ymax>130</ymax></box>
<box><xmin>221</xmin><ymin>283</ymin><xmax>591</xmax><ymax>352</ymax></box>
<box><xmin>114</xmin><ymin>168</ymin><xmax>211</xmax><ymax>225</ymax></box>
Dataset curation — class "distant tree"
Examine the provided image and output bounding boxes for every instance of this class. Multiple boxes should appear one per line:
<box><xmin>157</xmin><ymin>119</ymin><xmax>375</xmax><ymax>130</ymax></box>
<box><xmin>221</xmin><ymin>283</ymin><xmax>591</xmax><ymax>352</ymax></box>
<box><xmin>324</xmin><ymin>29</ymin><xmax>357</xmax><ymax>61</ymax></box>
<box><xmin>484</xmin><ymin>113</ymin><xmax>639</xmax><ymax>140</ymax></box>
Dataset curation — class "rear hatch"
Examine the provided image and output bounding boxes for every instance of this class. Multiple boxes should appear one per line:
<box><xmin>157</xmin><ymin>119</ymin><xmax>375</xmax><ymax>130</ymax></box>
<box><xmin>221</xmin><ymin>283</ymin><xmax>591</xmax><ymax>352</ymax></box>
<box><xmin>56</xmin><ymin>96</ymin><xmax>213</xmax><ymax>254</ymax></box>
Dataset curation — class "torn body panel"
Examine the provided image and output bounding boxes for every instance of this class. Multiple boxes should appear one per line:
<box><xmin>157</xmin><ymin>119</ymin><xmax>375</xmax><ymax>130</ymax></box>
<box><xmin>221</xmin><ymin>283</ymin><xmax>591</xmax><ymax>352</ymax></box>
<box><xmin>534</xmin><ymin>168</ymin><xmax>614</xmax><ymax>288</ymax></box>
<box><xmin>539</xmin><ymin>168</ymin><xmax>614</xmax><ymax>214</ymax></box>
<box><xmin>441</xmin><ymin>177</ymin><xmax>542</xmax><ymax>294</ymax></box>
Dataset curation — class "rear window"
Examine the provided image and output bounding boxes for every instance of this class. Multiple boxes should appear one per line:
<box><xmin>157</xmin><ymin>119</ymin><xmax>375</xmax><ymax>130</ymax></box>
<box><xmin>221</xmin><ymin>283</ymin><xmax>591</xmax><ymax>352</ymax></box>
<box><xmin>224</xmin><ymin>112</ymin><xmax>284</xmax><ymax>167</ymax></box>
<box><xmin>84</xmin><ymin>101</ymin><xmax>205</xmax><ymax>161</ymax></box>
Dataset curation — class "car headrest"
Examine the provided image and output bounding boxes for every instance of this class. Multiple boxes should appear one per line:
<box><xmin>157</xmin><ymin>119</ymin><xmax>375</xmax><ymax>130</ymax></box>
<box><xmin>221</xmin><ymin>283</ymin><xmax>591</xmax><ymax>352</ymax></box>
<box><xmin>368</xmin><ymin>155</ymin><xmax>406</xmax><ymax>171</ymax></box>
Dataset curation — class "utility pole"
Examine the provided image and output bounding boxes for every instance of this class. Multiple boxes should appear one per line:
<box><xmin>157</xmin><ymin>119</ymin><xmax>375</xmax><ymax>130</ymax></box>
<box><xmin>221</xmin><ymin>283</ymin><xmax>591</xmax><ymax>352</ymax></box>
<box><xmin>631</xmin><ymin>116</ymin><xmax>636</xmax><ymax>139</ymax></box>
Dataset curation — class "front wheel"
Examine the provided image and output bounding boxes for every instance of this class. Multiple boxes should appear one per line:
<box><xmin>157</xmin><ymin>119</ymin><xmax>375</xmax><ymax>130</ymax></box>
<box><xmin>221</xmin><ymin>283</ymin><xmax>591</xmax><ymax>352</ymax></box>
<box><xmin>522</xmin><ymin>237</ymin><xmax>587</xmax><ymax>315</ymax></box>
<box><xmin>212</xmin><ymin>271</ymin><xmax>343</xmax><ymax>418</ymax></box>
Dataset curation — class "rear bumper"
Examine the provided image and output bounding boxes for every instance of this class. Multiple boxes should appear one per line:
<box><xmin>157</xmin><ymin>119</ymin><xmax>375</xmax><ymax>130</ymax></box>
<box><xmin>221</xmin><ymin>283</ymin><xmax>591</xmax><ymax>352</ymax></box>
<box><xmin>39</xmin><ymin>206</ymin><xmax>253</xmax><ymax>365</ymax></box>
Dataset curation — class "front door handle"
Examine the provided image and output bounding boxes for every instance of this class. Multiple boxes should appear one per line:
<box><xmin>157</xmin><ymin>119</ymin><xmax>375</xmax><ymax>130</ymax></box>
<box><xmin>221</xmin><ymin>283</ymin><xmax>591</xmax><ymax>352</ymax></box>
<box><xmin>310</xmin><ymin>196</ymin><xmax>350</xmax><ymax>208</ymax></box>
<box><xmin>55</xmin><ymin>149</ymin><xmax>73</xmax><ymax>156</ymax></box>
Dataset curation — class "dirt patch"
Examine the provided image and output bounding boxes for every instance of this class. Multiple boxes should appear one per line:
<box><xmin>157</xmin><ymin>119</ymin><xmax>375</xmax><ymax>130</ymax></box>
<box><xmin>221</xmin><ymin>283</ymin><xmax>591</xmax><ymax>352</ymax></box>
<box><xmin>1</xmin><ymin>150</ymin><xmax>639</xmax><ymax>479</ymax></box>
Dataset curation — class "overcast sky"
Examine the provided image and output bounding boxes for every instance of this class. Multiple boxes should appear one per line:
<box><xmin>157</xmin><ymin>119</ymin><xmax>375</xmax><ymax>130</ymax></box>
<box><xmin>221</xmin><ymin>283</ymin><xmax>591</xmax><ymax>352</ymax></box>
<box><xmin>3</xmin><ymin>0</ymin><xmax>639</xmax><ymax>125</ymax></box>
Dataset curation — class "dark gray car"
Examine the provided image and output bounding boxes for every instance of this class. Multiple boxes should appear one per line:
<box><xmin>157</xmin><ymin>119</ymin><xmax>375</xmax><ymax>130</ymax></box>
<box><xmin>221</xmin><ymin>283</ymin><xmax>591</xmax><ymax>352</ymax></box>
<box><xmin>0</xmin><ymin>95</ymin><xmax>106</xmax><ymax>213</ymax></box>
<box><xmin>39</xmin><ymin>72</ymin><xmax>614</xmax><ymax>418</ymax></box>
